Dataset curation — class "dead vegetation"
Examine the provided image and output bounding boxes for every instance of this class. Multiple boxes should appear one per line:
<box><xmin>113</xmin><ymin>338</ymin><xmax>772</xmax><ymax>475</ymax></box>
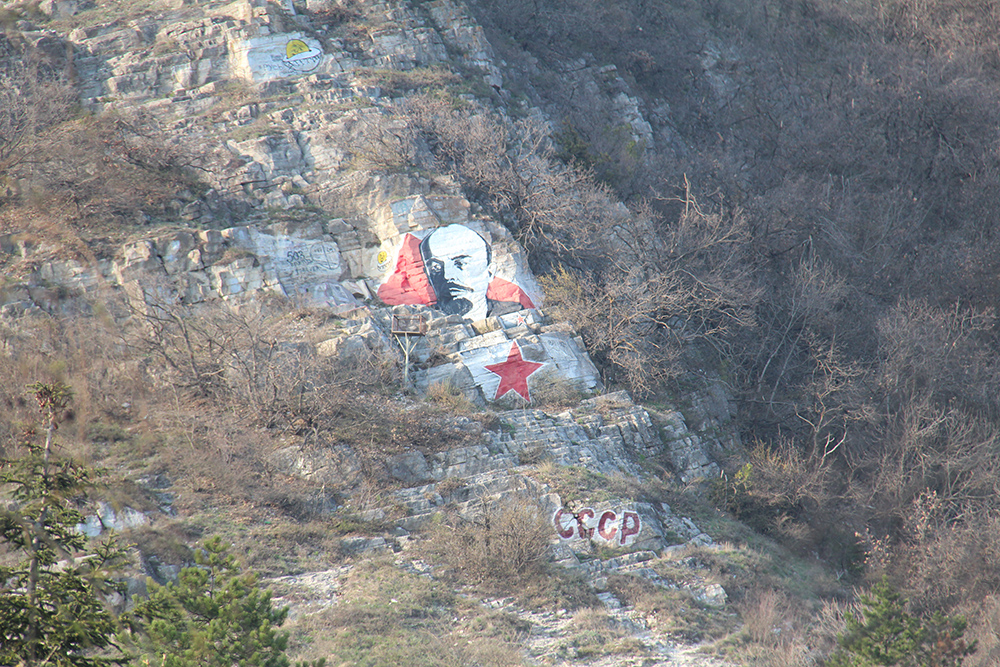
<box><xmin>457</xmin><ymin>0</ymin><xmax>1000</xmax><ymax>656</ymax></box>
<box><xmin>424</xmin><ymin>494</ymin><xmax>552</xmax><ymax>588</ymax></box>
<box><xmin>6</xmin><ymin>0</ymin><xmax>1000</xmax><ymax>662</ymax></box>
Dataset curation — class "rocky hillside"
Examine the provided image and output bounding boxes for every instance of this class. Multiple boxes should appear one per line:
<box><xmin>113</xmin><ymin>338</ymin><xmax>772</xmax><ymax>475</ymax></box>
<box><xmin>8</xmin><ymin>0</ymin><xmax>966</xmax><ymax>665</ymax></box>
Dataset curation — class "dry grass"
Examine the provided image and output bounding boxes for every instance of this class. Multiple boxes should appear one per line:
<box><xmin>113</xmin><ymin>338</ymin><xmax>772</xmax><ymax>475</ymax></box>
<box><xmin>738</xmin><ymin>588</ymin><xmax>792</xmax><ymax>645</ymax></box>
<box><xmin>352</xmin><ymin>66</ymin><xmax>462</xmax><ymax>97</ymax></box>
<box><xmin>524</xmin><ymin>367</ymin><xmax>587</xmax><ymax>409</ymax></box>
<box><xmin>731</xmin><ymin>587</ymin><xmax>814</xmax><ymax>667</ymax></box>
<box><xmin>559</xmin><ymin>608</ymin><xmax>648</xmax><ymax>659</ymax></box>
<box><xmin>605</xmin><ymin>574</ymin><xmax>736</xmax><ymax>642</ymax></box>
<box><xmin>424</xmin><ymin>494</ymin><xmax>552</xmax><ymax>587</ymax></box>
<box><xmin>425</xmin><ymin>379</ymin><xmax>477</xmax><ymax>413</ymax></box>
<box><xmin>282</xmin><ymin>558</ymin><xmax>525</xmax><ymax>667</ymax></box>
<box><xmin>526</xmin><ymin>461</ymin><xmax>671</xmax><ymax>508</ymax></box>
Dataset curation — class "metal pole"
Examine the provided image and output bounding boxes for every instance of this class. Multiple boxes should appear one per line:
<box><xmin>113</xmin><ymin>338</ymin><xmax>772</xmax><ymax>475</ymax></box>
<box><xmin>402</xmin><ymin>333</ymin><xmax>410</xmax><ymax>388</ymax></box>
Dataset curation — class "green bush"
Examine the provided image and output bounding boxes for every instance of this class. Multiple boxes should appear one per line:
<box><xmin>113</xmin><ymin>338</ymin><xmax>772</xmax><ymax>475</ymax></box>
<box><xmin>827</xmin><ymin>579</ymin><xmax>975</xmax><ymax>667</ymax></box>
<box><xmin>127</xmin><ymin>537</ymin><xmax>321</xmax><ymax>667</ymax></box>
<box><xmin>0</xmin><ymin>382</ymin><xmax>131</xmax><ymax>667</ymax></box>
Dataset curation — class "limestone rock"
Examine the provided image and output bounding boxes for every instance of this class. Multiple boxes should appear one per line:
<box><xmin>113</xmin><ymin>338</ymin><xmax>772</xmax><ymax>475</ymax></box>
<box><xmin>698</xmin><ymin>583</ymin><xmax>729</xmax><ymax>608</ymax></box>
<box><xmin>424</xmin><ymin>0</ymin><xmax>503</xmax><ymax>88</ymax></box>
<box><xmin>316</xmin><ymin>319</ymin><xmax>393</xmax><ymax>364</ymax></box>
<box><xmin>386</xmin><ymin>450</ymin><xmax>433</xmax><ymax>485</ymax></box>
<box><xmin>39</xmin><ymin>0</ymin><xmax>93</xmax><ymax>18</ymax></box>
<box><xmin>268</xmin><ymin>443</ymin><xmax>364</xmax><ymax>487</ymax></box>
<box><xmin>77</xmin><ymin>502</ymin><xmax>150</xmax><ymax>537</ymax></box>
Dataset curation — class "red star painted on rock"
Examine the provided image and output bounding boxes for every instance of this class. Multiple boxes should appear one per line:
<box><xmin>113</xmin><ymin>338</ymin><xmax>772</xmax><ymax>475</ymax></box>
<box><xmin>485</xmin><ymin>341</ymin><xmax>544</xmax><ymax>402</ymax></box>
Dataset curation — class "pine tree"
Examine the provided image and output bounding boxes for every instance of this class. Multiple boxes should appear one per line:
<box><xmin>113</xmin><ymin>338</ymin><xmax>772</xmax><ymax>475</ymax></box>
<box><xmin>827</xmin><ymin>579</ymin><xmax>975</xmax><ymax>667</ymax></box>
<box><xmin>128</xmin><ymin>537</ymin><xmax>305</xmax><ymax>667</ymax></box>
<box><xmin>0</xmin><ymin>382</ymin><xmax>130</xmax><ymax>667</ymax></box>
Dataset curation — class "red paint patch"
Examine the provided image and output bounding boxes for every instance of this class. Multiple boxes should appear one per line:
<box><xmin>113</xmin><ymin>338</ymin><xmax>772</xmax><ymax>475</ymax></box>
<box><xmin>620</xmin><ymin>511</ymin><xmax>641</xmax><ymax>545</ymax></box>
<box><xmin>485</xmin><ymin>341</ymin><xmax>544</xmax><ymax>402</ymax></box>
<box><xmin>598</xmin><ymin>510</ymin><xmax>618</xmax><ymax>542</ymax></box>
<box><xmin>376</xmin><ymin>234</ymin><xmax>437</xmax><ymax>306</ymax></box>
<box><xmin>487</xmin><ymin>277</ymin><xmax>535</xmax><ymax>309</ymax></box>
<box><xmin>553</xmin><ymin>508</ymin><xmax>576</xmax><ymax>539</ymax></box>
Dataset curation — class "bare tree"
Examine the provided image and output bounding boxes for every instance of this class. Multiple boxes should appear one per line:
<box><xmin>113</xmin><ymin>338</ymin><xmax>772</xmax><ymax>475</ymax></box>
<box><xmin>346</xmin><ymin>107</ymin><xmax>420</xmax><ymax>172</ymax></box>
<box><xmin>404</xmin><ymin>94</ymin><xmax>618</xmax><ymax>269</ymax></box>
<box><xmin>0</xmin><ymin>51</ymin><xmax>75</xmax><ymax>189</ymax></box>
<box><xmin>876</xmin><ymin>299</ymin><xmax>998</xmax><ymax>414</ymax></box>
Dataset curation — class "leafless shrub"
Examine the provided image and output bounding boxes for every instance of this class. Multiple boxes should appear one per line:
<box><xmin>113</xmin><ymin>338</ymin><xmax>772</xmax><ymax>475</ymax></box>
<box><xmin>876</xmin><ymin>299</ymin><xmax>998</xmax><ymax>414</ymax></box>
<box><xmin>540</xmin><ymin>265</ymin><xmax>682</xmax><ymax>395</ymax></box>
<box><xmin>856</xmin><ymin>400</ymin><xmax>1000</xmax><ymax>528</ymax></box>
<box><xmin>124</xmin><ymin>293</ymin><xmax>400</xmax><ymax>427</ymax></box>
<box><xmin>426</xmin><ymin>494</ymin><xmax>552</xmax><ymax>586</ymax></box>
<box><xmin>0</xmin><ymin>40</ymin><xmax>75</xmax><ymax>179</ymax></box>
<box><xmin>346</xmin><ymin>107</ymin><xmax>421</xmax><ymax>172</ymax></box>
<box><xmin>404</xmin><ymin>94</ymin><xmax>619</xmax><ymax>269</ymax></box>
<box><xmin>842</xmin><ymin>396</ymin><xmax>1000</xmax><ymax>613</ymax></box>
<box><xmin>964</xmin><ymin>596</ymin><xmax>1000</xmax><ymax>667</ymax></box>
<box><xmin>643</xmin><ymin>195</ymin><xmax>760</xmax><ymax>350</ymax></box>
<box><xmin>795</xmin><ymin>336</ymin><xmax>877</xmax><ymax>462</ymax></box>
<box><xmin>541</xmin><ymin>196</ymin><xmax>759</xmax><ymax>396</ymax></box>
<box><xmin>894</xmin><ymin>493</ymin><xmax>1000</xmax><ymax>613</ymax></box>
<box><xmin>745</xmin><ymin>441</ymin><xmax>836</xmax><ymax>518</ymax></box>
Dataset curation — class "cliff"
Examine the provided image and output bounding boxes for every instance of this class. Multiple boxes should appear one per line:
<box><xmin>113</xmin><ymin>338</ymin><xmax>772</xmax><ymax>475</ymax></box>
<box><xmin>0</xmin><ymin>1</ymin><xmax>845</xmax><ymax>665</ymax></box>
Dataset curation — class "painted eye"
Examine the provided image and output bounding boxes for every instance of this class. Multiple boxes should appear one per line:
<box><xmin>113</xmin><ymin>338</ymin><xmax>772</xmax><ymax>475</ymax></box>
<box><xmin>427</xmin><ymin>259</ymin><xmax>443</xmax><ymax>275</ymax></box>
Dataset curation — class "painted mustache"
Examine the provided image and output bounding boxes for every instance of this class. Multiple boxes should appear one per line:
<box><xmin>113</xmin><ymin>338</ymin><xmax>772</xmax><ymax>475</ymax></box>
<box><xmin>442</xmin><ymin>280</ymin><xmax>473</xmax><ymax>295</ymax></box>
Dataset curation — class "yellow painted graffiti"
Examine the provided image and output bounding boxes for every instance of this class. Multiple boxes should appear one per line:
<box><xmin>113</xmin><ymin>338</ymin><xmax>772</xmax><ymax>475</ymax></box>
<box><xmin>286</xmin><ymin>39</ymin><xmax>310</xmax><ymax>59</ymax></box>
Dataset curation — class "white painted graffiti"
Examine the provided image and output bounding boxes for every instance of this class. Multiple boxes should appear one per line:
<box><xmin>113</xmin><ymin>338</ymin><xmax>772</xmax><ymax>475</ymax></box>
<box><xmin>553</xmin><ymin>507</ymin><xmax>642</xmax><ymax>547</ymax></box>
<box><xmin>270</xmin><ymin>39</ymin><xmax>324</xmax><ymax>75</ymax></box>
<box><xmin>233</xmin><ymin>34</ymin><xmax>326</xmax><ymax>83</ymax></box>
<box><xmin>241</xmin><ymin>229</ymin><xmax>354</xmax><ymax>307</ymax></box>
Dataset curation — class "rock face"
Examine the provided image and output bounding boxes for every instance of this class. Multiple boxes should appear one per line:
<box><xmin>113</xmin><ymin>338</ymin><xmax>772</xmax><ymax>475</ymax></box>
<box><xmin>2</xmin><ymin>0</ymin><xmax>738</xmax><ymax>498</ymax></box>
<box><xmin>21</xmin><ymin>191</ymin><xmax>597</xmax><ymax>403</ymax></box>
<box><xmin>270</xmin><ymin>390</ymin><xmax>719</xmax><ymax>557</ymax></box>
<box><xmin>77</xmin><ymin>502</ymin><xmax>151</xmax><ymax>537</ymax></box>
<box><xmin>0</xmin><ymin>2</ymin><xmax>748</xmax><ymax>660</ymax></box>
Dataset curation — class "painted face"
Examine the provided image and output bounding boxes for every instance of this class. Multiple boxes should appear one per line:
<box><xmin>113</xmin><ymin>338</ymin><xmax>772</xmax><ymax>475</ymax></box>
<box><xmin>421</xmin><ymin>225</ymin><xmax>491</xmax><ymax>321</ymax></box>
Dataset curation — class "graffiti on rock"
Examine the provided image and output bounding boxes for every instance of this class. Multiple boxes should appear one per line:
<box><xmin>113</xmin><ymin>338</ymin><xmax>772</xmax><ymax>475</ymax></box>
<box><xmin>276</xmin><ymin>39</ymin><xmax>324</xmax><ymax>75</ymax></box>
<box><xmin>245</xmin><ymin>230</ymin><xmax>355</xmax><ymax>307</ymax></box>
<box><xmin>553</xmin><ymin>507</ymin><xmax>642</xmax><ymax>547</ymax></box>
<box><xmin>377</xmin><ymin>224</ymin><xmax>534</xmax><ymax>322</ymax></box>
<box><xmin>440</xmin><ymin>334</ymin><xmax>549</xmax><ymax>404</ymax></box>
<box><xmin>484</xmin><ymin>340</ymin><xmax>544</xmax><ymax>402</ymax></box>
<box><xmin>234</xmin><ymin>34</ymin><xmax>326</xmax><ymax>82</ymax></box>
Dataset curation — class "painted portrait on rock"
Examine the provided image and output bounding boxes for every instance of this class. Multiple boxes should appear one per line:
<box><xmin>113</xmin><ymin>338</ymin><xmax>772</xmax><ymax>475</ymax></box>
<box><xmin>377</xmin><ymin>224</ymin><xmax>534</xmax><ymax>322</ymax></box>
